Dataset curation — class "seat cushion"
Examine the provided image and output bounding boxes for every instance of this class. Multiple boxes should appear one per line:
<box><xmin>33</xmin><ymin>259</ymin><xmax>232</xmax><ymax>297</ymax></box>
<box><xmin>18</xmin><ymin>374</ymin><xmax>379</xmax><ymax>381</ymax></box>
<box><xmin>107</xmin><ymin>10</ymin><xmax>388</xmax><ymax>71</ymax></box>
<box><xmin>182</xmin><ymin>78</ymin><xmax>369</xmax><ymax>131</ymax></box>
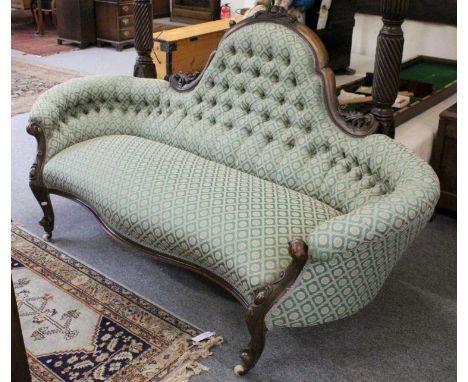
<box><xmin>43</xmin><ymin>135</ymin><xmax>341</xmax><ymax>299</ymax></box>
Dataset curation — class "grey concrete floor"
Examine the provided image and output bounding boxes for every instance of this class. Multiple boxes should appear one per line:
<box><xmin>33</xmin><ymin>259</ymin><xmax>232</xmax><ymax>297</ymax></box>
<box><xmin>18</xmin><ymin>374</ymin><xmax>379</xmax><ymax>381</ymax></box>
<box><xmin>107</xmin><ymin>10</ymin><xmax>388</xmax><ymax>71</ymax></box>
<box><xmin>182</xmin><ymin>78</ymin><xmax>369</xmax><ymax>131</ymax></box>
<box><xmin>11</xmin><ymin>46</ymin><xmax>456</xmax><ymax>381</ymax></box>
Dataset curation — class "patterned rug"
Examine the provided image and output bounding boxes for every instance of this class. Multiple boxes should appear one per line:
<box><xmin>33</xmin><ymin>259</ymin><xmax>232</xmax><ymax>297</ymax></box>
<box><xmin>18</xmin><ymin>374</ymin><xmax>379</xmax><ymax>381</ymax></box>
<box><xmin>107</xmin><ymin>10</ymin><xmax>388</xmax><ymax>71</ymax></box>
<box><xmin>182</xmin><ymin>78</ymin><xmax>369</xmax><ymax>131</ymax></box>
<box><xmin>11</xmin><ymin>224</ymin><xmax>222</xmax><ymax>382</ymax></box>
<box><xmin>12</xmin><ymin>9</ymin><xmax>79</xmax><ymax>56</ymax></box>
<box><xmin>11</xmin><ymin>57</ymin><xmax>87</xmax><ymax>116</ymax></box>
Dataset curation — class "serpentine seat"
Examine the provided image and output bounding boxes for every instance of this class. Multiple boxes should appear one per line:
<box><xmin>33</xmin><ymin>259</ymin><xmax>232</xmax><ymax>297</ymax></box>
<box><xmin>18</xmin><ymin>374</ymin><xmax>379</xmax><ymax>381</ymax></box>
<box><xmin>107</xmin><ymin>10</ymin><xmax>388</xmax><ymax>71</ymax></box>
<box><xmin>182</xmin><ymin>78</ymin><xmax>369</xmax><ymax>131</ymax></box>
<box><xmin>27</xmin><ymin>11</ymin><xmax>440</xmax><ymax>375</ymax></box>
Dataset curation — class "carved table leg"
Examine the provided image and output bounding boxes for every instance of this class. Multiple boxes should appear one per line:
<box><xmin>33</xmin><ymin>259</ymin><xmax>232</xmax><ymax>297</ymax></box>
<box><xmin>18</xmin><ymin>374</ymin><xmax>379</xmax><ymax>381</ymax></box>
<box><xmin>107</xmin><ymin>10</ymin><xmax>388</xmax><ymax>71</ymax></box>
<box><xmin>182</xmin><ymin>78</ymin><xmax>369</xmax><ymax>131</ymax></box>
<box><xmin>370</xmin><ymin>0</ymin><xmax>409</xmax><ymax>138</ymax></box>
<box><xmin>234</xmin><ymin>240</ymin><xmax>308</xmax><ymax>375</ymax></box>
<box><xmin>133</xmin><ymin>0</ymin><xmax>156</xmax><ymax>78</ymax></box>
<box><xmin>30</xmin><ymin>185</ymin><xmax>54</xmax><ymax>241</ymax></box>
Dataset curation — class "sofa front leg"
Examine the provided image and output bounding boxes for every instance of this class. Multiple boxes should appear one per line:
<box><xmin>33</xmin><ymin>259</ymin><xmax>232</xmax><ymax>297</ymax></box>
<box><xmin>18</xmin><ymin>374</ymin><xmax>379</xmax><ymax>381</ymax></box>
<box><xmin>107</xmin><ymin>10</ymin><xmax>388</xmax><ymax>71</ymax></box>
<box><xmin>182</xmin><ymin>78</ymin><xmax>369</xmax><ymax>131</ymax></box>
<box><xmin>27</xmin><ymin>123</ymin><xmax>55</xmax><ymax>241</ymax></box>
<box><xmin>234</xmin><ymin>240</ymin><xmax>308</xmax><ymax>375</ymax></box>
<box><xmin>30</xmin><ymin>185</ymin><xmax>55</xmax><ymax>241</ymax></box>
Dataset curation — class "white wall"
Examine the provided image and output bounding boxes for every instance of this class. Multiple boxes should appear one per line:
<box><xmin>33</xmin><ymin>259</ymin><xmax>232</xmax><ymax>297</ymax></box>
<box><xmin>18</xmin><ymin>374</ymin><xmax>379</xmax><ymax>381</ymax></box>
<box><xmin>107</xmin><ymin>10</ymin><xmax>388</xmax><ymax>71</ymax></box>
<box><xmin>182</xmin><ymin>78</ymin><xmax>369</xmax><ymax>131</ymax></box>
<box><xmin>228</xmin><ymin>0</ymin><xmax>254</xmax><ymax>16</ymax></box>
<box><xmin>352</xmin><ymin>13</ymin><xmax>457</xmax><ymax>61</ymax></box>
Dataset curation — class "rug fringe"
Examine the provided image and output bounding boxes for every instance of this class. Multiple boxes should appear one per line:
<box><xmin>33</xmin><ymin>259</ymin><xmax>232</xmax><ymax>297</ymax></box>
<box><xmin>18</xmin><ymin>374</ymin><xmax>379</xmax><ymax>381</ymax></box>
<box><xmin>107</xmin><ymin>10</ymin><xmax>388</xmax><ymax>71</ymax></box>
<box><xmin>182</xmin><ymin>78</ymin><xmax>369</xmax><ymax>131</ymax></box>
<box><xmin>162</xmin><ymin>336</ymin><xmax>224</xmax><ymax>382</ymax></box>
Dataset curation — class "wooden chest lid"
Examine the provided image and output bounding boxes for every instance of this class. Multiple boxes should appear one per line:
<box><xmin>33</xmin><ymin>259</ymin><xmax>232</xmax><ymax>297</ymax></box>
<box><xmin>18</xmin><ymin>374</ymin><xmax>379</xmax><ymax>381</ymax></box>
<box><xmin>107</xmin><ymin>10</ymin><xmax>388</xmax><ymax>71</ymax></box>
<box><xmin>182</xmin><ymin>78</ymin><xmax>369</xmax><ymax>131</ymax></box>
<box><xmin>153</xmin><ymin>17</ymin><xmax>242</xmax><ymax>43</ymax></box>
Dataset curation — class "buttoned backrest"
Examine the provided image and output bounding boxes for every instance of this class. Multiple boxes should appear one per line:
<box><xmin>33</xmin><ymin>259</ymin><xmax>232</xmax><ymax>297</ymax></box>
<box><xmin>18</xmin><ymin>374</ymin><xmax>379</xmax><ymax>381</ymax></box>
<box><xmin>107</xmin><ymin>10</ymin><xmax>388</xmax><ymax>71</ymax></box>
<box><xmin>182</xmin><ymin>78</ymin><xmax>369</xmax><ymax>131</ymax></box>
<box><xmin>141</xmin><ymin>21</ymin><xmax>394</xmax><ymax>213</ymax></box>
<box><xmin>32</xmin><ymin>20</ymin><xmax>397</xmax><ymax>214</ymax></box>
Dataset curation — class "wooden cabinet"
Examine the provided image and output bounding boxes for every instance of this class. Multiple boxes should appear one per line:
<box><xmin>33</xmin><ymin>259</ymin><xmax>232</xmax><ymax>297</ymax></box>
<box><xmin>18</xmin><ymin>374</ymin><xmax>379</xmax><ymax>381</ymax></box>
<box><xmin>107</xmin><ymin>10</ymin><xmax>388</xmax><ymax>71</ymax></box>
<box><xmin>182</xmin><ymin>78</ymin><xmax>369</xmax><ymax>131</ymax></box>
<box><xmin>57</xmin><ymin>0</ymin><xmax>96</xmax><ymax>48</ymax></box>
<box><xmin>152</xmin><ymin>18</ymin><xmax>240</xmax><ymax>80</ymax></box>
<box><xmin>306</xmin><ymin>0</ymin><xmax>356</xmax><ymax>72</ymax></box>
<box><xmin>152</xmin><ymin>0</ymin><xmax>170</xmax><ymax>18</ymax></box>
<box><xmin>430</xmin><ymin>103</ymin><xmax>457</xmax><ymax>213</ymax></box>
<box><xmin>95</xmin><ymin>0</ymin><xmax>135</xmax><ymax>51</ymax></box>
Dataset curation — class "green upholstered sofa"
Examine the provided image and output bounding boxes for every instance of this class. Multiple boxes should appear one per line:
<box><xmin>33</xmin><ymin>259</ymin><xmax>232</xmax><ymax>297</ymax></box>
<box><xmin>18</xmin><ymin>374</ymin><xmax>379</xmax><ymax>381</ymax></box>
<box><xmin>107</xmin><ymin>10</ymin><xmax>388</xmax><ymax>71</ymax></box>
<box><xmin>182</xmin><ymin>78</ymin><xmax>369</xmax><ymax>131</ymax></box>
<box><xmin>27</xmin><ymin>10</ymin><xmax>440</xmax><ymax>375</ymax></box>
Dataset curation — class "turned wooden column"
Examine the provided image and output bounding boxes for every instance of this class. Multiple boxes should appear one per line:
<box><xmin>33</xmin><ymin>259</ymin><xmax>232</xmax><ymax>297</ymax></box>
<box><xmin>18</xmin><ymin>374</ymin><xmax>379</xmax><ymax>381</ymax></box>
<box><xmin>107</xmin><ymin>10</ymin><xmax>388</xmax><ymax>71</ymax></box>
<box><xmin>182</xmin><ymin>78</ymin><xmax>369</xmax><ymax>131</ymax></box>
<box><xmin>133</xmin><ymin>0</ymin><xmax>156</xmax><ymax>78</ymax></box>
<box><xmin>371</xmin><ymin>0</ymin><xmax>409</xmax><ymax>137</ymax></box>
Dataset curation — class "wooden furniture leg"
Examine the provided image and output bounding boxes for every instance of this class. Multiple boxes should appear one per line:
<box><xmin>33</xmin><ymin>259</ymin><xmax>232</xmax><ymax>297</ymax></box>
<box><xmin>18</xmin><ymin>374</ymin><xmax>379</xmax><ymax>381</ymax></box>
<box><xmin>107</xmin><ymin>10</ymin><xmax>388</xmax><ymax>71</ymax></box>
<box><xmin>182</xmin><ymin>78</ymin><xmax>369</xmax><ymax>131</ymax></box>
<box><xmin>133</xmin><ymin>0</ymin><xmax>157</xmax><ymax>78</ymax></box>
<box><xmin>36</xmin><ymin>0</ymin><xmax>45</xmax><ymax>35</ymax></box>
<box><xmin>12</xmin><ymin>279</ymin><xmax>32</xmax><ymax>382</ymax></box>
<box><xmin>370</xmin><ymin>0</ymin><xmax>409</xmax><ymax>137</ymax></box>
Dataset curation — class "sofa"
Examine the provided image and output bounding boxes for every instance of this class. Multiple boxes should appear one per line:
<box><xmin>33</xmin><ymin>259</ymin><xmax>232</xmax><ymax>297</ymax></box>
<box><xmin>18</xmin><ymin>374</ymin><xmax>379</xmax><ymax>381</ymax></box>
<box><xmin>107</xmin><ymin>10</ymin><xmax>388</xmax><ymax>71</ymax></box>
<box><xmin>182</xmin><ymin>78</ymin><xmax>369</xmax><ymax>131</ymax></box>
<box><xmin>27</xmin><ymin>9</ymin><xmax>440</xmax><ymax>375</ymax></box>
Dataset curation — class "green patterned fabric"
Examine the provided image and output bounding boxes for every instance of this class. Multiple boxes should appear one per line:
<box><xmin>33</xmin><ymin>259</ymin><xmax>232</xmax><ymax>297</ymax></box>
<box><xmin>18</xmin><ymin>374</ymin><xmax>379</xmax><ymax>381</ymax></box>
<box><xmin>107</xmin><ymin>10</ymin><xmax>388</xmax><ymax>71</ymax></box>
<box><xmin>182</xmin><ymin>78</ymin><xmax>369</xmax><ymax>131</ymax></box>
<box><xmin>266</xmin><ymin>137</ymin><xmax>439</xmax><ymax>329</ymax></box>
<box><xmin>43</xmin><ymin>135</ymin><xmax>340</xmax><ymax>299</ymax></box>
<box><xmin>30</xmin><ymin>22</ymin><xmax>396</xmax><ymax>214</ymax></box>
<box><xmin>29</xmin><ymin>20</ymin><xmax>440</xmax><ymax>330</ymax></box>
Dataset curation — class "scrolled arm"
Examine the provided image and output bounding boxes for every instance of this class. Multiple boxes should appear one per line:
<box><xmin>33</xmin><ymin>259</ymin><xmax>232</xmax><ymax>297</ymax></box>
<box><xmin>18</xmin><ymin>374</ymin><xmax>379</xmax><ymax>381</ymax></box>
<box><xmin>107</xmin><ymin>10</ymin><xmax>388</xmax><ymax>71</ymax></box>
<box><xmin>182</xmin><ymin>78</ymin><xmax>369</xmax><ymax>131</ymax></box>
<box><xmin>28</xmin><ymin>75</ymin><xmax>169</xmax><ymax>162</ymax></box>
<box><xmin>308</xmin><ymin>136</ymin><xmax>439</xmax><ymax>263</ymax></box>
<box><xmin>266</xmin><ymin>135</ymin><xmax>439</xmax><ymax>330</ymax></box>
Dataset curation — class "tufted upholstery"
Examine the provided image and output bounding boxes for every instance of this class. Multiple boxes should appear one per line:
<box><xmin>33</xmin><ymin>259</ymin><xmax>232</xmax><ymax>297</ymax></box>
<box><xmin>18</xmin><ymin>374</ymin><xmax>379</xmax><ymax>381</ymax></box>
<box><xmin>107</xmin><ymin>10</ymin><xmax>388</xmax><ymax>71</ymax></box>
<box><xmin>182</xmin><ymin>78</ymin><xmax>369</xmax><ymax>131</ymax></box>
<box><xmin>30</xmin><ymin>22</ymin><xmax>398</xmax><ymax>215</ymax></box>
<box><xmin>29</xmin><ymin>20</ymin><xmax>440</xmax><ymax>329</ymax></box>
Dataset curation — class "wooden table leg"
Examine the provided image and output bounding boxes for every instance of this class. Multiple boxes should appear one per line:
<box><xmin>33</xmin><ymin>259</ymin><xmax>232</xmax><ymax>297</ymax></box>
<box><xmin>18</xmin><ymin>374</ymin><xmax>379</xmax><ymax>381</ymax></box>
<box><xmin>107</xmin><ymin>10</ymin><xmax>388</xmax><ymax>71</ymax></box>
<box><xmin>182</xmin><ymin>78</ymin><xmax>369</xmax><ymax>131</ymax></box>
<box><xmin>37</xmin><ymin>0</ymin><xmax>44</xmax><ymax>36</ymax></box>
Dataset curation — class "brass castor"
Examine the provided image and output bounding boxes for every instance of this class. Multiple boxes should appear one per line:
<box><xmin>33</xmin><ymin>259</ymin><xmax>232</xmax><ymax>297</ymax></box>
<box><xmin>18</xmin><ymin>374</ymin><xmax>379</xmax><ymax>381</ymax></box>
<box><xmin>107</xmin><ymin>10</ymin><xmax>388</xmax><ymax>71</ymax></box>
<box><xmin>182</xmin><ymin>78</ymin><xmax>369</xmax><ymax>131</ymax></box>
<box><xmin>234</xmin><ymin>364</ymin><xmax>246</xmax><ymax>376</ymax></box>
<box><xmin>42</xmin><ymin>233</ymin><xmax>52</xmax><ymax>242</ymax></box>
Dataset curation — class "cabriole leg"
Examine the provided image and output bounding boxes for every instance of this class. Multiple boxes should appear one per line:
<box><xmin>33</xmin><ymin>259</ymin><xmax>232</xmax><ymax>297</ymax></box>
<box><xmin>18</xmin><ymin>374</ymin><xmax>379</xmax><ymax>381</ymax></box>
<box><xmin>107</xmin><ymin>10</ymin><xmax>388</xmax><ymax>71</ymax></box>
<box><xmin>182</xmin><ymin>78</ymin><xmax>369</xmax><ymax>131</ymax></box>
<box><xmin>234</xmin><ymin>240</ymin><xmax>308</xmax><ymax>375</ymax></box>
<box><xmin>27</xmin><ymin>123</ymin><xmax>54</xmax><ymax>241</ymax></box>
<box><xmin>30</xmin><ymin>185</ymin><xmax>54</xmax><ymax>241</ymax></box>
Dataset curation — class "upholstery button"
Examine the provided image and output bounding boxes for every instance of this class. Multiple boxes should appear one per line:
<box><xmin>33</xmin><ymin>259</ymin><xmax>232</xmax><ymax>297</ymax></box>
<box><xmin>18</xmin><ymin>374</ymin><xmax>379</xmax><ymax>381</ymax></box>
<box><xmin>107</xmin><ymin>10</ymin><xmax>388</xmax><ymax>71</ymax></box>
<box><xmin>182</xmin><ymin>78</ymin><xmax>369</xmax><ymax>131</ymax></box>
<box><xmin>297</xmin><ymin>102</ymin><xmax>304</xmax><ymax>110</ymax></box>
<box><xmin>234</xmin><ymin>66</ymin><xmax>241</xmax><ymax>74</ymax></box>
<box><xmin>271</xmin><ymin>74</ymin><xmax>279</xmax><ymax>83</ymax></box>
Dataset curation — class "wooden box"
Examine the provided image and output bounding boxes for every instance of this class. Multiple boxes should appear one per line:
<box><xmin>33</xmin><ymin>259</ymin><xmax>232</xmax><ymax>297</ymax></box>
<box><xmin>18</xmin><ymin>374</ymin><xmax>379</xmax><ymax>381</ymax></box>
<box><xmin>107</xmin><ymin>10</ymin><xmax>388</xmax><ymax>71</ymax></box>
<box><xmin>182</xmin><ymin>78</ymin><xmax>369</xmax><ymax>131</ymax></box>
<box><xmin>338</xmin><ymin>56</ymin><xmax>457</xmax><ymax>127</ymax></box>
<box><xmin>152</xmin><ymin>18</ymin><xmax>241</xmax><ymax>80</ymax></box>
<box><xmin>430</xmin><ymin>103</ymin><xmax>457</xmax><ymax>213</ymax></box>
<box><xmin>57</xmin><ymin>0</ymin><xmax>96</xmax><ymax>48</ymax></box>
<box><xmin>95</xmin><ymin>0</ymin><xmax>135</xmax><ymax>51</ymax></box>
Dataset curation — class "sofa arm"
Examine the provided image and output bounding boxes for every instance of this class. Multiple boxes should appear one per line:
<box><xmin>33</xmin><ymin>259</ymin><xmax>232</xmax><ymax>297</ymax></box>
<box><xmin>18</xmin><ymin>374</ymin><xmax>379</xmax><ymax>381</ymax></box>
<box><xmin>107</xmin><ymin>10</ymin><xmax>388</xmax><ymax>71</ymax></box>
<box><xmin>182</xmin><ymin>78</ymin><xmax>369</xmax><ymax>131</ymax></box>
<box><xmin>308</xmin><ymin>139</ymin><xmax>440</xmax><ymax>263</ymax></box>
<box><xmin>266</xmin><ymin>137</ymin><xmax>439</xmax><ymax>330</ymax></box>
<box><xmin>29</xmin><ymin>75</ymin><xmax>170</xmax><ymax>161</ymax></box>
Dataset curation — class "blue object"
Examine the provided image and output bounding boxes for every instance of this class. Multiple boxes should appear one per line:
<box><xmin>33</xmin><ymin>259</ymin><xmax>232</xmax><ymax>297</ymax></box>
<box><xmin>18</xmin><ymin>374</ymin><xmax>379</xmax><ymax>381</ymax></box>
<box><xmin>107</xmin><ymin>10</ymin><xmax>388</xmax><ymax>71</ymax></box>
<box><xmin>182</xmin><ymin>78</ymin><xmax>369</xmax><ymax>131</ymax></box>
<box><xmin>291</xmin><ymin>0</ymin><xmax>315</xmax><ymax>10</ymax></box>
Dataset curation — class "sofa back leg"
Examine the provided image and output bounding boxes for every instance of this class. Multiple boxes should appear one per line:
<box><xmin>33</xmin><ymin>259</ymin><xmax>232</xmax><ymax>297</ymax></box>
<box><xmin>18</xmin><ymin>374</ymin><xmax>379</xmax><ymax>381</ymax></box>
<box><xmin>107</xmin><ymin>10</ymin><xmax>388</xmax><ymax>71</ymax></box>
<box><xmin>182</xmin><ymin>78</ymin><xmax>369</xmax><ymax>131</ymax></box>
<box><xmin>234</xmin><ymin>240</ymin><xmax>308</xmax><ymax>375</ymax></box>
<box><xmin>370</xmin><ymin>0</ymin><xmax>409</xmax><ymax>137</ymax></box>
<box><xmin>133</xmin><ymin>0</ymin><xmax>157</xmax><ymax>79</ymax></box>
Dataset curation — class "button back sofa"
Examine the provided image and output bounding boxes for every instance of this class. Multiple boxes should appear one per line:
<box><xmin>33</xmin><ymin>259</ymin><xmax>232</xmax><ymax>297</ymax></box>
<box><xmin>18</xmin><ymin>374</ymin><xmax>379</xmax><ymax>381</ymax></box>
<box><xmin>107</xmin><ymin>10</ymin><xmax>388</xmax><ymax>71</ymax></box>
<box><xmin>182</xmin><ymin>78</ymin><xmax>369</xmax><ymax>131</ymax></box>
<box><xmin>27</xmin><ymin>7</ymin><xmax>440</xmax><ymax>375</ymax></box>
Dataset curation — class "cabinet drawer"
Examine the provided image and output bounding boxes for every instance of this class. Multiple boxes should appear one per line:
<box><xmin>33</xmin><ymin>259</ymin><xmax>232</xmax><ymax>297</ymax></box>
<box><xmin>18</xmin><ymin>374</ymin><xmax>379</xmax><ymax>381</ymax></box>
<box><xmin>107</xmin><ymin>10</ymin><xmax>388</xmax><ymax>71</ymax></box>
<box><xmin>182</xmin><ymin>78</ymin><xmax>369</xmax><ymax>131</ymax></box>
<box><xmin>119</xmin><ymin>3</ymin><xmax>133</xmax><ymax>16</ymax></box>
<box><xmin>119</xmin><ymin>16</ymin><xmax>134</xmax><ymax>28</ymax></box>
<box><xmin>120</xmin><ymin>27</ymin><xmax>134</xmax><ymax>40</ymax></box>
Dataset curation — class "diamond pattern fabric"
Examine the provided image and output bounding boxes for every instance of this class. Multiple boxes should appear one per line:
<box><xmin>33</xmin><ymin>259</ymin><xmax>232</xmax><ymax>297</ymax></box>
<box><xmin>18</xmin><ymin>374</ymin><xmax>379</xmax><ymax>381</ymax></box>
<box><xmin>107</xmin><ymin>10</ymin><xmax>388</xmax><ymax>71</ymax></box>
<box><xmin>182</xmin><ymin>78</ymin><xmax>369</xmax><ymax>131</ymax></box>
<box><xmin>43</xmin><ymin>135</ymin><xmax>341</xmax><ymax>299</ymax></box>
<box><xmin>29</xmin><ymin>20</ymin><xmax>440</xmax><ymax>330</ymax></box>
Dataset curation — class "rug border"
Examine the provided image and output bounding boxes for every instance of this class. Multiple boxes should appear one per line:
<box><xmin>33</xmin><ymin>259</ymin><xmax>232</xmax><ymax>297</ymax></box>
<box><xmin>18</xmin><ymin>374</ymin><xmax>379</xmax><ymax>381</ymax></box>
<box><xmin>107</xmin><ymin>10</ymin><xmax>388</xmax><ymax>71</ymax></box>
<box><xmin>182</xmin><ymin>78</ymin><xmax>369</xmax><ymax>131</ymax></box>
<box><xmin>12</xmin><ymin>223</ymin><xmax>205</xmax><ymax>336</ymax></box>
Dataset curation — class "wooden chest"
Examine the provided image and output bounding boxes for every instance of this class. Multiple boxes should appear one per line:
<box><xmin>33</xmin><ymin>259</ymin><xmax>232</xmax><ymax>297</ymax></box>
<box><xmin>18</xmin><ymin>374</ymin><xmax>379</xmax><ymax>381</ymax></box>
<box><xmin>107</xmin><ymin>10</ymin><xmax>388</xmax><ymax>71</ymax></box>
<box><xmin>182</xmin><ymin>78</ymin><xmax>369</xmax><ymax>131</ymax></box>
<box><xmin>152</xmin><ymin>18</ymin><xmax>241</xmax><ymax>80</ymax></box>
<box><xmin>430</xmin><ymin>103</ymin><xmax>457</xmax><ymax>213</ymax></box>
<box><xmin>95</xmin><ymin>0</ymin><xmax>135</xmax><ymax>51</ymax></box>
